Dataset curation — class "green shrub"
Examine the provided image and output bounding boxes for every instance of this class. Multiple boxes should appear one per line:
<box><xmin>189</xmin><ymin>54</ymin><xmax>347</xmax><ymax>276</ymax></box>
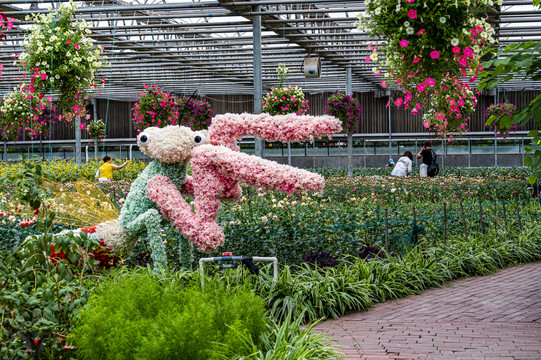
<box><xmin>71</xmin><ymin>269</ymin><xmax>267</xmax><ymax>360</ymax></box>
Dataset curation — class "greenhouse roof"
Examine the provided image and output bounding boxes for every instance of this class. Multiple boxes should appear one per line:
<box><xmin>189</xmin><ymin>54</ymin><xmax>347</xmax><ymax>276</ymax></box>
<box><xmin>1</xmin><ymin>0</ymin><xmax>540</xmax><ymax>100</ymax></box>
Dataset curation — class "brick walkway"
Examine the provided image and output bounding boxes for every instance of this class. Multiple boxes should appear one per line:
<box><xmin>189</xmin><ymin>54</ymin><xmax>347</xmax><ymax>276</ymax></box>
<box><xmin>313</xmin><ymin>262</ymin><xmax>541</xmax><ymax>360</ymax></box>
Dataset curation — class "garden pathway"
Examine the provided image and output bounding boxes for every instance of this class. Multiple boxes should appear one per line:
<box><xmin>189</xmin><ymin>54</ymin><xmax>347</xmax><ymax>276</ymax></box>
<box><xmin>313</xmin><ymin>261</ymin><xmax>541</xmax><ymax>360</ymax></box>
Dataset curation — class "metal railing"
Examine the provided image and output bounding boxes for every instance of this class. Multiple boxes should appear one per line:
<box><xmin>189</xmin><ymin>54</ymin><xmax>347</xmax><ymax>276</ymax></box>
<box><xmin>1</xmin><ymin>131</ymin><xmax>537</xmax><ymax>167</ymax></box>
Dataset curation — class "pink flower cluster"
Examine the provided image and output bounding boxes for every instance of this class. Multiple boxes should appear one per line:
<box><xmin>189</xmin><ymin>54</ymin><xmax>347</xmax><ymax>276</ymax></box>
<box><xmin>132</xmin><ymin>84</ymin><xmax>179</xmax><ymax>132</ymax></box>
<box><xmin>208</xmin><ymin>113</ymin><xmax>342</xmax><ymax>151</ymax></box>
<box><xmin>0</xmin><ymin>13</ymin><xmax>14</xmax><ymax>77</ymax></box>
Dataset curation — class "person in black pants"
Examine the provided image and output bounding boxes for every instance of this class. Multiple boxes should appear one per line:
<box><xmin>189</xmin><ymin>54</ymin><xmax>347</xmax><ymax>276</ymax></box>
<box><xmin>416</xmin><ymin>141</ymin><xmax>439</xmax><ymax>177</ymax></box>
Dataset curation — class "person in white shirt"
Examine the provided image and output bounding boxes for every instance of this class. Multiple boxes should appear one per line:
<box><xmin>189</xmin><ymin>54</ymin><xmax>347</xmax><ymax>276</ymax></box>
<box><xmin>391</xmin><ymin>151</ymin><xmax>413</xmax><ymax>177</ymax></box>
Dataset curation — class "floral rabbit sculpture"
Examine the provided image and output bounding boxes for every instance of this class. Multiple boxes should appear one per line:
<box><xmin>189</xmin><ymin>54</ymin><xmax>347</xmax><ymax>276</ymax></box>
<box><xmin>91</xmin><ymin>113</ymin><xmax>341</xmax><ymax>268</ymax></box>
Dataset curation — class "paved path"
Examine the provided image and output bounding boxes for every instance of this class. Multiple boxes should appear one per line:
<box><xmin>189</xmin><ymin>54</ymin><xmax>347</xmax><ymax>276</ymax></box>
<box><xmin>313</xmin><ymin>262</ymin><xmax>541</xmax><ymax>360</ymax></box>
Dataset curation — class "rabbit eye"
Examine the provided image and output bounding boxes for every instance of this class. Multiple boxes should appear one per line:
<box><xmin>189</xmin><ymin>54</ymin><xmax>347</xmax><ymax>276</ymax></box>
<box><xmin>194</xmin><ymin>133</ymin><xmax>207</xmax><ymax>146</ymax></box>
<box><xmin>137</xmin><ymin>133</ymin><xmax>150</xmax><ymax>146</ymax></box>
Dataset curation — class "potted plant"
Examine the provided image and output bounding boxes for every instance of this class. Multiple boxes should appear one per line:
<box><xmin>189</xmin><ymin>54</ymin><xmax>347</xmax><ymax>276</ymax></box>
<box><xmin>87</xmin><ymin>119</ymin><xmax>106</xmax><ymax>159</ymax></box>
<box><xmin>484</xmin><ymin>102</ymin><xmax>519</xmax><ymax>138</ymax></box>
<box><xmin>131</xmin><ymin>84</ymin><xmax>179</xmax><ymax>132</ymax></box>
<box><xmin>263</xmin><ymin>65</ymin><xmax>309</xmax><ymax>116</ymax></box>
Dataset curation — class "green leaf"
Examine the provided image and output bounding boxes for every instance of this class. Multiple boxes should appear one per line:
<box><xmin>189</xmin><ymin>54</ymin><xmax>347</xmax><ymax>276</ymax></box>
<box><xmin>527</xmin><ymin>174</ymin><xmax>537</xmax><ymax>185</ymax></box>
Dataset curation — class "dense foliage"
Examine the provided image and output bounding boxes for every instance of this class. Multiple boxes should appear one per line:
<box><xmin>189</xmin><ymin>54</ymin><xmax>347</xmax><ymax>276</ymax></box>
<box><xmin>72</xmin><ymin>271</ymin><xmax>267</xmax><ymax>360</ymax></box>
<box><xmin>479</xmin><ymin>37</ymin><xmax>541</xmax><ymax>184</ymax></box>
<box><xmin>0</xmin><ymin>229</ymin><xmax>104</xmax><ymax>359</ymax></box>
<box><xmin>484</xmin><ymin>102</ymin><xmax>519</xmax><ymax>138</ymax></box>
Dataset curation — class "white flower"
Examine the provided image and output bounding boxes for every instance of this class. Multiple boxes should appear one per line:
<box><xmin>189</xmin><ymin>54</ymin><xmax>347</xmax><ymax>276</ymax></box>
<box><xmin>404</xmin><ymin>21</ymin><xmax>410</xmax><ymax>27</ymax></box>
<box><xmin>369</xmin><ymin>53</ymin><xmax>378</xmax><ymax>61</ymax></box>
<box><xmin>473</xmin><ymin>44</ymin><xmax>480</xmax><ymax>52</ymax></box>
<box><xmin>372</xmin><ymin>67</ymin><xmax>379</xmax><ymax>73</ymax></box>
<box><xmin>462</xmin><ymin>28</ymin><xmax>469</xmax><ymax>35</ymax></box>
<box><xmin>374</xmin><ymin>7</ymin><xmax>381</xmax><ymax>15</ymax></box>
<box><xmin>481</xmin><ymin>32</ymin><xmax>488</xmax><ymax>38</ymax></box>
<box><xmin>261</xmin><ymin>216</ymin><xmax>268</xmax><ymax>223</ymax></box>
<box><xmin>451</xmin><ymin>38</ymin><xmax>459</xmax><ymax>46</ymax></box>
<box><xmin>395</xmin><ymin>4</ymin><xmax>401</xmax><ymax>12</ymax></box>
<box><xmin>439</xmin><ymin>16</ymin><xmax>447</xmax><ymax>24</ymax></box>
<box><xmin>406</xmin><ymin>27</ymin><xmax>414</xmax><ymax>35</ymax></box>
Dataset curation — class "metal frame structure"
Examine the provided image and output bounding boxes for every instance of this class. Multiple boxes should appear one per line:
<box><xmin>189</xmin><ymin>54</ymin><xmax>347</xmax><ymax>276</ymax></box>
<box><xmin>1</xmin><ymin>0</ymin><xmax>540</xmax><ymax>100</ymax></box>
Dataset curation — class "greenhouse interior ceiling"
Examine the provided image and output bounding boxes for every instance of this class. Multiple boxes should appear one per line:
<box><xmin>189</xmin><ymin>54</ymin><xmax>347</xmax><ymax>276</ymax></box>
<box><xmin>1</xmin><ymin>0</ymin><xmax>540</xmax><ymax>100</ymax></box>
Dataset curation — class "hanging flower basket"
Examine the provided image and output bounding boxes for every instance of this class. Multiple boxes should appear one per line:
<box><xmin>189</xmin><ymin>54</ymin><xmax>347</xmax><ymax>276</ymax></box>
<box><xmin>87</xmin><ymin>119</ymin><xmax>106</xmax><ymax>144</ymax></box>
<box><xmin>324</xmin><ymin>91</ymin><xmax>362</xmax><ymax>135</ymax></box>
<box><xmin>131</xmin><ymin>84</ymin><xmax>179</xmax><ymax>132</ymax></box>
<box><xmin>263</xmin><ymin>86</ymin><xmax>309</xmax><ymax>116</ymax></box>
<box><xmin>263</xmin><ymin>65</ymin><xmax>309</xmax><ymax>116</ymax></box>
<box><xmin>0</xmin><ymin>84</ymin><xmax>56</xmax><ymax>141</ymax></box>
<box><xmin>484</xmin><ymin>102</ymin><xmax>519</xmax><ymax>138</ymax></box>
<box><xmin>16</xmin><ymin>2</ymin><xmax>106</xmax><ymax>123</ymax></box>
<box><xmin>0</xmin><ymin>13</ymin><xmax>14</xmax><ymax>76</ymax></box>
<box><xmin>357</xmin><ymin>0</ymin><xmax>498</xmax><ymax>138</ymax></box>
<box><xmin>177</xmin><ymin>97</ymin><xmax>213</xmax><ymax>131</ymax></box>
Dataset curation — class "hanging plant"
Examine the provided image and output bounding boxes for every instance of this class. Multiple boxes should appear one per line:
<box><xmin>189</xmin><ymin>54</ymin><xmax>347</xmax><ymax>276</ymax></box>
<box><xmin>263</xmin><ymin>65</ymin><xmax>309</xmax><ymax>116</ymax></box>
<box><xmin>131</xmin><ymin>84</ymin><xmax>179</xmax><ymax>132</ymax></box>
<box><xmin>177</xmin><ymin>97</ymin><xmax>213</xmax><ymax>131</ymax></box>
<box><xmin>357</xmin><ymin>0</ymin><xmax>497</xmax><ymax>138</ymax></box>
<box><xmin>0</xmin><ymin>84</ymin><xmax>56</xmax><ymax>141</ymax></box>
<box><xmin>87</xmin><ymin>119</ymin><xmax>106</xmax><ymax>144</ymax></box>
<box><xmin>16</xmin><ymin>2</ymin><xmax>106</xmax><ymax>123</ymax></box>
<box><xmin>484</xmin><ymin>102</ymin><xmax>519</xmax><ymax>138</ymax></box>
<box><xmin>0</xmin><ymin>13</ymin><xmax>14</xmax><ymax>76</ymax></box>
<box><xmin>324</xmin><ymin>91</ymin><xmax>362</xmax><ymax>135</ymax></box>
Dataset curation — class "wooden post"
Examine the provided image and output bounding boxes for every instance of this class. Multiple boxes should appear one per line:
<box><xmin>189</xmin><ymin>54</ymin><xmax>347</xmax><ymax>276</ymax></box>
<box><xmin>501</xmin><ymin>198</ymin><xmax>508</xmax><ymax>231</ymax></box>
<box><xmin>478</xmin><ymin>198</ymin><xmax>484</xmax><ymax>234</ymax></box>
<box><xmin>443</xmin><ymin>203</ymin><xmax>447</xmax><ymax>246</ymax></box>
<box><xmin>384</xmin><ymin>208</ymin><xmax>389</xmax><ymax>253</ymax></box>
<box><xmin>514</xmin><ymin>193</ymin><xmax>522</xmax><ymax>231</ymax></box>
<box><xmin>460</xmin><ymin>202</ymin><xmax>468</xmax><ymax>241</ymax></box>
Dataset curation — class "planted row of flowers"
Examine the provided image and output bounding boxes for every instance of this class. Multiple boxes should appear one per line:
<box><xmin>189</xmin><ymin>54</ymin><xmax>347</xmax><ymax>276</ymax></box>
<box><xmin>0</xmin><ymin>159</ymin><xmax>532</xmax><ymax>183</ymax></box>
